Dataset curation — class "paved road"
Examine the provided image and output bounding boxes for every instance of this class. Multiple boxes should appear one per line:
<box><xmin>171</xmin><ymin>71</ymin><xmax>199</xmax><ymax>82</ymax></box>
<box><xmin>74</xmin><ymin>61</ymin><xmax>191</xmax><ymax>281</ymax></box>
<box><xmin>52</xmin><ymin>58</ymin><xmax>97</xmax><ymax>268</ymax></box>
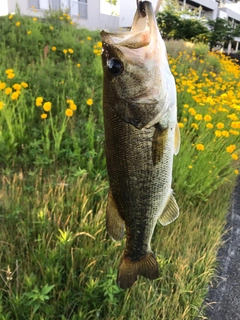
<box><xmin>204</xmin><ymin>174</ymin><xmax>240</xmax><ymax>320</ymax></box>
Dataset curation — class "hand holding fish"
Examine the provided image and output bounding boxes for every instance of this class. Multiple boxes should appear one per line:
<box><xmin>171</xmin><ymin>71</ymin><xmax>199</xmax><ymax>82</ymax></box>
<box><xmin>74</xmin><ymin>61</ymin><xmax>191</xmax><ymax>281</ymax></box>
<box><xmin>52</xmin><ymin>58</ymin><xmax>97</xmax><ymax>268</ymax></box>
<box><xmin>101</xmin><ymin>1</ymin><xmax>180</xmax><ymax>289</ymax></box>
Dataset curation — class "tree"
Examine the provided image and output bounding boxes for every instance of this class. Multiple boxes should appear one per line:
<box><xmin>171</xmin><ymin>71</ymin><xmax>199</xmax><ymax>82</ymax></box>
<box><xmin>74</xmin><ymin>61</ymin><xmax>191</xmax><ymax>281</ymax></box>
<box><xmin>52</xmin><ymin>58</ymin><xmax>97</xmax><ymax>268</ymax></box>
<box><xmin>157</xmin><ymin>11</ymin><xmax>209</xmax><ymax>41</ymax></box>
<box><xmin>157</xmin><ymin>11</ymin><xmax>181</xmax><ymax>39</ymax></box>
<box><xmin>175</xmin><ymin>18</ymin><xmax>209</xmax><ymax>41</ymax></box>
<box><xmin>207</xmin><ymin>18</ymin><xmax>233</xmax><ymax>51</ymax></box>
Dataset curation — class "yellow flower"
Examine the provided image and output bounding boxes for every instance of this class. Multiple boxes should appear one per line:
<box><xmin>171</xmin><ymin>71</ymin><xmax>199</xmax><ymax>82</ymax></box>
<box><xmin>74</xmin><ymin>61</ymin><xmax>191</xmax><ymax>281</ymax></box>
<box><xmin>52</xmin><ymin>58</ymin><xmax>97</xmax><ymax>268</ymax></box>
<box><xmin>227</xmin><ymin>114</ymin><xmax>238</xmax><ymax>121</ymax></box>
<box><xmin>97</xmin><ymin>42</ymin><xmax>102</xmax><ymax>48</ymax></box>
<box><xmin>36</xmin><ymin>97</ymin><xmax>43</xmax><ymax>106</ymax></box>
<box><xmin>70</xmin><ymin>21</ymin><xmax>74</xmax><ymax>25</ymax></box>
<box><xmin>231</xmin><ymin>153</ymin><xmax>239</xmax><ymax>160</ymax></box>
<box><xmin>5</xmin><ymin>87</ymin><xmax>12</xmax><ymax>95</ymax></box>
<box><xmin>27</xmin><ymin>31</ymin><xmax>32</xmax><ymax>34</ymax></box>
<box><xmin>86</xmin><ymin>98</ymin><xmax>93</xmax><ymax>106</ymax></box>
<box><xmin>216</xmin><ymin>122</ymin><xmax>224</xmax><ymax>129</ymax></box>
<box><xmin>6</xmin><ymin>69</ymin><xmax>14</xmax><ymax>75</ymax></box>
<box><xmin>76</xmin><ymin>63</ymin><xmax>81</xmax><ymax>67</ymax></box>
<box><xmin>214</xmin><ymin>130</ymin><xmax>222</xmax><ymax>137</ymax></box>
<box><xmin>13</xmin><ymin>83</ymin><xmax>21</xmax><ymax>91</ymax></box>
<box><xmin>188</xmin><ymin>165</ymin><xmax>193</xmax><ymax>169</ymax></box>
<box><xmin>68</xmin><ymin>48</ymin><xmax>74</xmax><ymax>54</ymax></box>
<box><xmin>52</xmin><ymin>46</ymin><xmax>57</xmax><ymax>51</ymax></box>
<box><xmin>49</xmin><ymin>26</ymin><xmax>54</xmax><ymax>30</ymax></box>
<box><xmin>63</xmin><ymin>49</ymin><xmax>67</xmax><ymax>54</ymax></box>
<box><xmin>9</xmin><ymin>14</ymin><xmax>13</xmax><ymax>19</ymax></box>
<box><xmin>222</xmin><ymin>130</ymin><xmax>229</xmax><ymax>138</ymax></box>
<box><xmin>43</xmin><ymin>102</ymin><xmax>52</xmax><ymax>112</ymax></box>
<box><xmin>87</xmin><ymin>36</ymin><xmax>92</xmax><ymax>40</ymax></box>
<box><xmin>0</xmin><ymin>102</ymin><xmax>4</xmax><ymax>110</ymax></box>
<box><xmin>32</xmin><ymin>17</ymin><xmax>37</xmax><ymax>21</ymax></box>
<box><xmin>7</xmin><ymin>73</ymin><xmax>15</xmax><ymax>79</ymax></box>
<box><xmin>196</xmin><ymin>144</ymin><xmax>204</xmax><ymax>151</ymax></box>
<box><xmin>70</xmin><ymin>103</ymin><xmax>77</xmax><ymax>111</ymax></box>
<box><xmin>206</xmin><ymin>123</ymin><xmax>213</xmax><ymax>129</ymax></box>
<box><xmin>183</xmin><ymin>104</ymin><xmax>189</xmax><ymax>108</ymax></box>
<box><xmin>0</xmin><ymin>82</ymin><xmax>6</xmax><ymax>90</ymax></box>
<box><xmin>16</xmin><ymin>21</ymin><xmax>21</xmax><ymax>27</ymax></box>
<box><xmin>188</xmin><ymin>108</ymin><xmax>196</xmax><ymax>116</ymax></box>
<box><xmin>191</xmin><ymin>123</ymin><xmax>198</xmax><ymax>130</ymax></box>
<box><xmin>60</xmin><ymin>16</ymin><xmax>64</xmax><ymax>20</ymax></box>
<box><xmin>235</xmin><ymin>169</ymin><xmax>239</xmax><ymax>175</ymax></box>
<box><xmin>41</xmin><ymin>113</ymin><xmax>48</xmax><ymax>119</ymax></box>
<box><xmin>204</xmin><ymin>114</ymin><xmax>212</xmax><ymax>122</ymax></box>
<box><xmin>195</xmin><ymin>114</ymin><xmax>202</xmax><ymax>121</ymax></box>
<box><xmin>226</xmin><ymin>145</ymin><xmax>236</xmax><ymax>153</ymax></box>
<box><xmin>65</xmin><ymin>108</ymin><xmax>73</xmax><ymax>117</ymax></box>
<box><xmin>11</xmin><ymin>91</ymin><xmax>20</xmax><ymax>100</ymax></box>
<box><xmin>178</xmin><ymin>122</ymin><xmax>184</xmax><ymax>128</ymax></box>
<box><xmin>21</xmin><ymin>82</ymin><xmax>28</xmax><ymax>88</ymax></box>
<box><xmin>229</xmin><ymin>130</ymin><xmax>239</xmax><ymax>136</ymax></box>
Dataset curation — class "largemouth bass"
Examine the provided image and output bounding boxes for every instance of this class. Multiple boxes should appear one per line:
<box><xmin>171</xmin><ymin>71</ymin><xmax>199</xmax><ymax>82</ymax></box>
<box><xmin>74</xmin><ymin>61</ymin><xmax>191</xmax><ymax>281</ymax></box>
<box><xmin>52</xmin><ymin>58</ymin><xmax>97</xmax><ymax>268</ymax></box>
<box><xmin>101</xmin><ymin>0</ymin><xmax>180</xmax><ymax>289</ymax></box>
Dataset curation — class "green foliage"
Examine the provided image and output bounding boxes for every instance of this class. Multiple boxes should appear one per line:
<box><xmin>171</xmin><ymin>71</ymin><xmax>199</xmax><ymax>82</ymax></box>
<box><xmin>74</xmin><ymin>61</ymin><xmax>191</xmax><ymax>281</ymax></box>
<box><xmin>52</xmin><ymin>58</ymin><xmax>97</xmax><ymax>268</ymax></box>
<box><xmin>193</xmin><ymin>42</ymin><xmax>209</xmax><ymax>57</ymax></box>
<box><xmin>157</xmin><ymin>11</ymin><xmax>181</xmax><ymax>39</ymax></box>
<box><xmin>176</xmin><ymin>18</ymin><xmax>209</xmax><ymax>42</ymax></box>
<box><xmin>207</xmin><ymin>18</ymin><xmax>234</xmax><ymax>50</ymax></box>
<box><xmin>162</xmin><ymin>0</ymin><xmax>181</xmax><ymax>13</ymax></box>
<box><xmin>24</xmin><ymin>284</ymin><xmax>55</xmax><ymax>315</ymax></box>
<box><xmin>157</xmin><ymin>11</ymin><xmax>209</xmax><ymax>42</ymax></box>
<box><xmin>0</xmin><ymin>13</ymin><xmax>103</xmax><ymax>176</ymax></box>
<box><xmin>158</xmin><ymin>7</ymin><xmax>240</xmax><ymax>49</ymax></box>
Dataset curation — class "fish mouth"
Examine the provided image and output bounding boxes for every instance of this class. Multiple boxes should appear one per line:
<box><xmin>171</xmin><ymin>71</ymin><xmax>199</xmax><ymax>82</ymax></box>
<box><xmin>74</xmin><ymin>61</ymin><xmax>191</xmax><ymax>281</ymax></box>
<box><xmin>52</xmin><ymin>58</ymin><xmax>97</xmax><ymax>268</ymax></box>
<box><xmin>101</xmin><ymin>1</ymin><xmax>157</xmax><ymax>49</ymax></box>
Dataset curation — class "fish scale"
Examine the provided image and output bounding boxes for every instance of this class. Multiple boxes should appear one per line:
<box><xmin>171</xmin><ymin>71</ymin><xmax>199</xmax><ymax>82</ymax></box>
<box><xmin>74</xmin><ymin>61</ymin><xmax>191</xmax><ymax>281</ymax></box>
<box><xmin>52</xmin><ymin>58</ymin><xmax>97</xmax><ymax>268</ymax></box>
<box><xmin>101</xmin><ymin>1</ymin><xmax>180</xmax><ymax>289</ymax></box>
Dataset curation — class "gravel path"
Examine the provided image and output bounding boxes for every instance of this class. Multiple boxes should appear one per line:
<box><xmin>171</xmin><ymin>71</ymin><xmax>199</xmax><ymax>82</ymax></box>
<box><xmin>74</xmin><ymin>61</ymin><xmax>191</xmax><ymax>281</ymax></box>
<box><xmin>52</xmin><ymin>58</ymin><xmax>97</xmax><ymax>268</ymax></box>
<box><xmin>204</xmin><ymin>174</ymin><xmax>240</xmax><ymax>320</ymax></box>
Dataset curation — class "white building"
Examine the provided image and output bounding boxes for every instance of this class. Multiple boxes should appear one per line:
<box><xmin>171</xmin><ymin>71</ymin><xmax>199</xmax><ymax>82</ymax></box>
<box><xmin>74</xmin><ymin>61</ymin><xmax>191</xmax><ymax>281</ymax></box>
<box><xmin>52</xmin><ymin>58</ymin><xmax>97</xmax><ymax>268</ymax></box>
<box><xmin>1</xmin><ymin>0</ymin><xmax>240</xmax><ymax>46</ymax></box>
<box><xmin>0</xmin><ymin>0</ymin><xmax>119</xmax><ymax>30</ymax></box>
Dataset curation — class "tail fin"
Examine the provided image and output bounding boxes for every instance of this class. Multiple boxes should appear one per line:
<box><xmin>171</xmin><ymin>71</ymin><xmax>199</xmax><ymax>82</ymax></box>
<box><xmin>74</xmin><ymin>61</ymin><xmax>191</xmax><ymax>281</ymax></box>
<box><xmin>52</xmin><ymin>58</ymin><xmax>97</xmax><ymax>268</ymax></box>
<box><xmin>117</xmin><ymin>252</ymin><xmax>159</xmax><ymax>289</ymax></box>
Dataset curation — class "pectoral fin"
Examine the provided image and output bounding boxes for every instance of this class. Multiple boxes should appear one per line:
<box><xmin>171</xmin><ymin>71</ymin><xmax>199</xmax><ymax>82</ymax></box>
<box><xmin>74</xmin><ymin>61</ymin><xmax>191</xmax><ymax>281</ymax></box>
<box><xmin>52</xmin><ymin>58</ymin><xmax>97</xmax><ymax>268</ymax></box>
<box><xmin>159</xmin><ymin>192</ymin><xmax>179</xmax><ymax>226</ymax></box>
<box><xmin>152</xmin><ymin>123</ymin><xmax>167</xmax><ymax>166</ymax></box>
<box><xmin>106</xmin><ymin>190</ymin><xmax>125</xmax><ymax>241</ymax></box>
<box><xmin>174</xmin><ymin>123</ymin><xmax>181</xmax><ymax>155</ymax></box>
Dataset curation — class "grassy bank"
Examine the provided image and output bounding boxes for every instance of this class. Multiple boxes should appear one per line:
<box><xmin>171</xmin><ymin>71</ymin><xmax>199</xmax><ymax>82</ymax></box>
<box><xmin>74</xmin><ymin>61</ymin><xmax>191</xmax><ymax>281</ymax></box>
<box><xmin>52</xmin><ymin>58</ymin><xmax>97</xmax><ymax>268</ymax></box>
<box><xmin>0</xmin><ymin>11</ymin><xmax>239</xmax><ymax>319</ymax></box>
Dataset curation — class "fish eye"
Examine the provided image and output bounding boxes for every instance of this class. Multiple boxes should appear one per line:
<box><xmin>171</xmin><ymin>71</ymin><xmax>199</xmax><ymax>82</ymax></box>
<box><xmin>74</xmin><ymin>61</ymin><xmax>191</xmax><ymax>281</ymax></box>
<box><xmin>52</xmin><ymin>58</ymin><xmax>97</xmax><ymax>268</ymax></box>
<box><xmin>107</xmin><ymin>58</ymin><xmax>123</xmax><ymax>76</ymax></box>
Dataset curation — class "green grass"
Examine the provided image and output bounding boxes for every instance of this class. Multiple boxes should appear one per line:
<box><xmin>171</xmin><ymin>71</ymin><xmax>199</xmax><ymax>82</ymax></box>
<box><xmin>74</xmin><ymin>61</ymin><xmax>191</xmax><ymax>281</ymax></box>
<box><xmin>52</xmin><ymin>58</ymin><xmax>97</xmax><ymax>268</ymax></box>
<box><xmin>0</xmin><ymin>172</ymin><xmax>233</xmax><ymax>319</ymax></box>
<box><xmin>0</xmin><ymin>10</ymin><xmax>239</xmax><ymax>320</ymax></box>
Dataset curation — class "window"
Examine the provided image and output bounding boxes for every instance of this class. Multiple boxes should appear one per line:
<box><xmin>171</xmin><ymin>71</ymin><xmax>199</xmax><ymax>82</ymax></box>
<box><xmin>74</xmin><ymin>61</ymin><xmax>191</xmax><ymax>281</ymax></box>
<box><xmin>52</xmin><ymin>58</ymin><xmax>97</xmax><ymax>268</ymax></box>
<box><xmin>51</xmin><ymin>0</ymin><xmax>60</xmax><ymax>10</ymax></box>
<box><xmin>70</xmin><ymin>0</ymin><xmax>88</xmax><ymax>19</ymax></box>
<box><xmin>29</xmin><ymin>0</ymin><xmax>60</xmax><ymax>10</ymax></box>
<box><xmin>29</xmin><ymin>0</ymin><xmax>40</xmax><ymax>9</ymax></box>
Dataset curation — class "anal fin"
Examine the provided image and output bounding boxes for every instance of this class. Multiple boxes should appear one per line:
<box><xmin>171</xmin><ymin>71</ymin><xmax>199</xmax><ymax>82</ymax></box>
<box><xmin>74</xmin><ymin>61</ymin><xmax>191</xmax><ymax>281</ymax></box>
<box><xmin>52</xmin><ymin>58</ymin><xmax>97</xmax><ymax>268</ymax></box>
<box><xmin>117</xmin><ymin>252</ymin><xmax>159</xmax><ymax>289</ymax></box>
<box><xmin>106</xmin><ymin>190</ymin><xmax>125</xmax><ymax>241</ymax></box>
<box><xmin>158</xmin><ymin>192</ymin><xmax>179</xmax><ymax>226</ymax></box>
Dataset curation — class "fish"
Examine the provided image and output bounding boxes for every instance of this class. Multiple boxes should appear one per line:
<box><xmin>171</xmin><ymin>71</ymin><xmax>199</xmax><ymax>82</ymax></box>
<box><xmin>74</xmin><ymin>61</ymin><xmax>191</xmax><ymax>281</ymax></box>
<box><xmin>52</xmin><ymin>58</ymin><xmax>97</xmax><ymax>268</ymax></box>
<box><xmin>100</xmin><ymin>0</ymin><xmax>180</xmax><ymax>289</ymax></box>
